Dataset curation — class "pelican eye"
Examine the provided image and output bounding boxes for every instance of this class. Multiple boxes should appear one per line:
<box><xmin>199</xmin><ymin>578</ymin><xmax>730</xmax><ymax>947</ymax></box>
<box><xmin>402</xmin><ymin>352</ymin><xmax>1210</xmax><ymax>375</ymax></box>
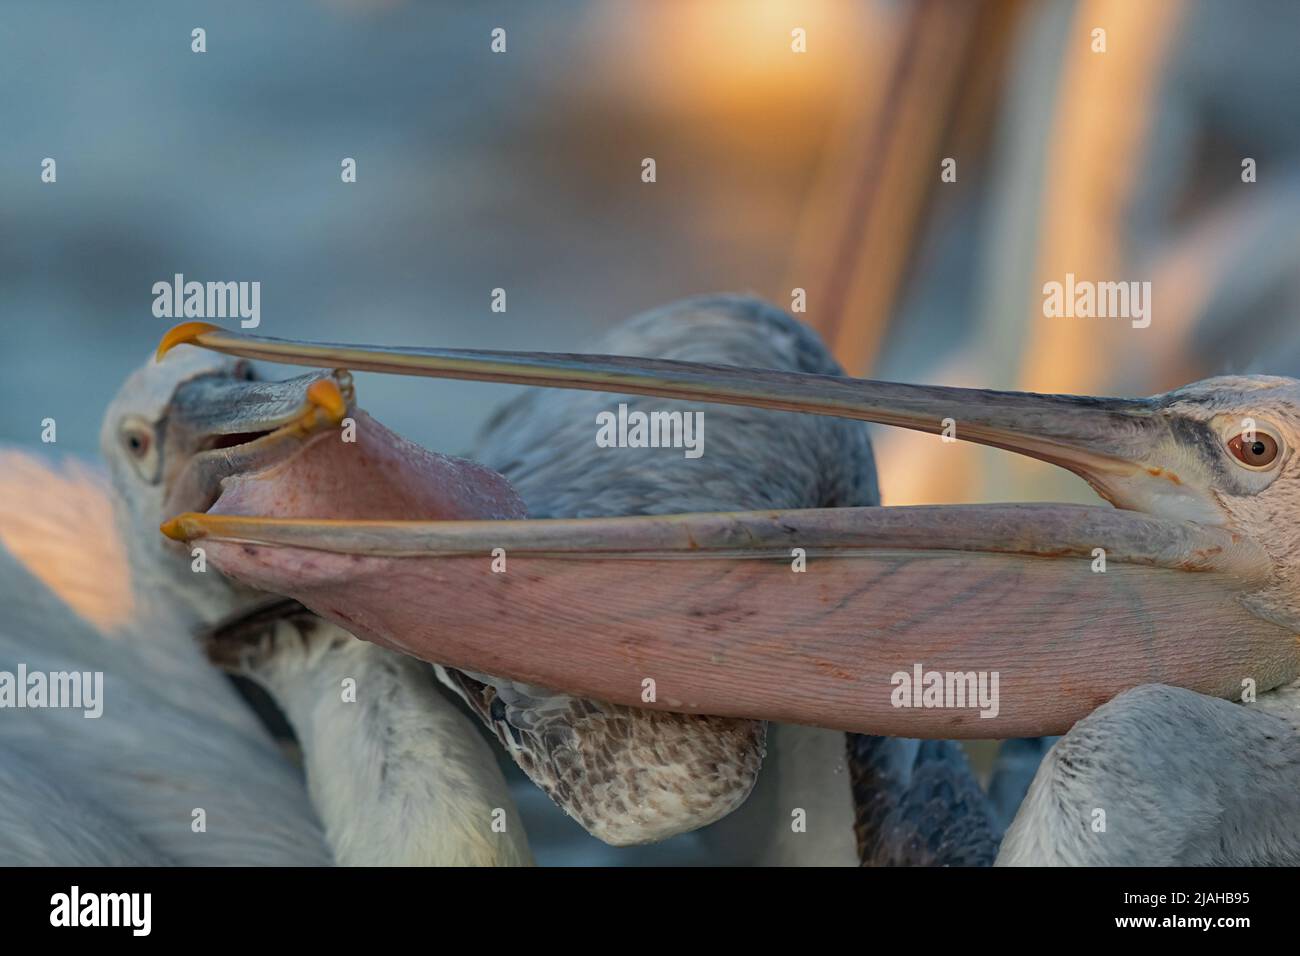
<box><xmin>1226</xmin><ymin>431</ymin><xmax>1280</xmax><ymax>468</ymax></box>
<box><xmin>124</xmin><ymin>429</ymin><xmax>151</xmax><ymax>458</ymax></box>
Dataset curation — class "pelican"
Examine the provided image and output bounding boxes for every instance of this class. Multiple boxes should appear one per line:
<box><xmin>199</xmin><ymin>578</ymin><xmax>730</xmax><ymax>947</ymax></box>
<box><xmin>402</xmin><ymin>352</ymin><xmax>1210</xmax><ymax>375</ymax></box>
<box><xmin>157</xmin><ymin>299</ymin><xmax>1300</xmax><ymax>862</ymax></box>
<box><xmin>0</xmin><ymin>347</ymin><xmax>529</xmax><ymax>865</ymax></box>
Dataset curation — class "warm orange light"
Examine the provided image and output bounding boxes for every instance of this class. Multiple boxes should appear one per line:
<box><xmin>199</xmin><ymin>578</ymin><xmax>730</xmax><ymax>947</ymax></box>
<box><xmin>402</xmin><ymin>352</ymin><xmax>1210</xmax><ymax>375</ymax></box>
<box><xmin>579</xmin><ymin>0</ymin><xmax>887</xmax><ymax>115</ymax></box>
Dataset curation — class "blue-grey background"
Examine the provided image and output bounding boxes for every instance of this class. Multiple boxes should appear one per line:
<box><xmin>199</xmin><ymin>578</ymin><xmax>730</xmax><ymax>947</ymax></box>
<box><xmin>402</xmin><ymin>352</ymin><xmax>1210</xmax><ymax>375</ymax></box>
<box><xmin>1</xmin><ymin>0</ymin><xmax>852</xmax><ymax>461</ymax></box>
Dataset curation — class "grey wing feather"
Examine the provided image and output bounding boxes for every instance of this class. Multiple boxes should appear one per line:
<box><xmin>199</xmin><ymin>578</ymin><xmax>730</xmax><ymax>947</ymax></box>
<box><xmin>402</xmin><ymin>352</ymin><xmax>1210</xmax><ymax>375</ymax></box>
<box><xmin>437</xmin><ymin>665</ymin><xmax>765</xmax><ymax>846</ymax></box>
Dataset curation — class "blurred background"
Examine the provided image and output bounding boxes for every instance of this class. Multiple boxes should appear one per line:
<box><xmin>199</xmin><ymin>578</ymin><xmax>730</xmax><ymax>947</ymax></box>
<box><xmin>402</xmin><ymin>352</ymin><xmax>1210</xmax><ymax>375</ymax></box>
<box><xmin>3</xmin><ymin>0</ymin><xmax>1299</xmax><ymax>863</ymax></box>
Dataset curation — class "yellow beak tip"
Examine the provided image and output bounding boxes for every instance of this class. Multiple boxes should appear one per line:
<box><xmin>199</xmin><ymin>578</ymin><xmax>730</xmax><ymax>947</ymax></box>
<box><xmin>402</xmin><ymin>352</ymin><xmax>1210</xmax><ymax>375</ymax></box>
<box><xmin>160</xmin><ymin>515</ymin><xmax>196</xmax><ymax>541</ymax></box>
<box><xmin>306</xmin><ymin>379</ymin><xmax>348</xmax><ymax>424</ymax></box>
<box><xmin>156</xmin><ymin>322</ymin><xmax>223</xmax><ymax>362</ymax></box>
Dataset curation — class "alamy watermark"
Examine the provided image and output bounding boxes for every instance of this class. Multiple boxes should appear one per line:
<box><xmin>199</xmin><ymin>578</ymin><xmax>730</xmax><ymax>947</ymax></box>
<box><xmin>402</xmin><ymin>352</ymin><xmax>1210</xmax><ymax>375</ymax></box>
<box><xmin>0</xmin><ymin>665</ymin><xmax>103</xmax><ymax>718</ymax></box>
<box><xmin>50</xmin><ymin>886</ymin><xmax>150</xmax><ymax>936</ymax></box>
<box><xmin>1042</xmin><ymin>272</ymin><xmax>1151</xmax><ymax>329</ymax></box>
<box><xmin>890</xmin><ymin>663</ymin><xmax>999</xmax><ymax>719</ymax></box>
<box><xmin>152</xmin><ymin>273</ymin><xmax>260</xmax><ymax>328</ymax></box>
<box><xmin>596</xmin><ymin>403</ymin><xmax>704</xmax><ymax>459</ymax></box>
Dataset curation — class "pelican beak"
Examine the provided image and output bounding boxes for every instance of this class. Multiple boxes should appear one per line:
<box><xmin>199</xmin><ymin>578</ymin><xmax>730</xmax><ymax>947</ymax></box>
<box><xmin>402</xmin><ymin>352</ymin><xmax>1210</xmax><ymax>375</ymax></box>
<box><xmin>155</xmin><ymin>323</ymin><xmax>1229</xmax><ymax>520</ymax></box>
<box><xmin>156</xmin><ymin>325</ymin><xmax>1300</xmax><ymax>737</ymax></box>
<box><xmin>159</xmin><ymin>364</ymin><xmax>354</xmax><ymax>527</ymax></box>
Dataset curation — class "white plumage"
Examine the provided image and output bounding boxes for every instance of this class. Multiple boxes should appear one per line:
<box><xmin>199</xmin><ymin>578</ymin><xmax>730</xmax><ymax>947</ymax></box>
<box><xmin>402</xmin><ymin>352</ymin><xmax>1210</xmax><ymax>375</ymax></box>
<box><xmin>0</xmin><ymin>447</ymin><xmax>330</xmax><ymax>865</ymax></box>
<box><xmin>0</xmin><ymin>346</ymin><xmax>531</xmax><ymax>866</ymax></box>
<box><xmin>998</xmin><ymin>681</ymin><xmax>1300</xmax><ymax>865</ymax></box>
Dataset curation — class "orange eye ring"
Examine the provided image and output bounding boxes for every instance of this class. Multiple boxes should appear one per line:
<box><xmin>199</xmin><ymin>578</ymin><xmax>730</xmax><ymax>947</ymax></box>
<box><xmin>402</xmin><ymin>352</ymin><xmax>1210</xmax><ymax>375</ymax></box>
<box><xmin>1227</xmin><ymin>432</ymin><xmax>1279</xmax><ymax>468</ymax></box>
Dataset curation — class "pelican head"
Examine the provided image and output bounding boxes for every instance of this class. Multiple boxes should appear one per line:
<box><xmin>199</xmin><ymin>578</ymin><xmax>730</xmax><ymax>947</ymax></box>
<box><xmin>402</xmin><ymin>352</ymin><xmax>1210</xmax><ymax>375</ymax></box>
<box><xmin>988</xmin><ymin>370</ymin><xmax>1300</xmax><ymax>636</ymax></box>
<box><xmin>1131</xmin><ymin>375</ymin><xmax>1300</xmax><ymax>628</ymax></box>
<box><xmin>151</xmin><ymin>318</ymin><xmax>1300</xmax><ymax>738</ymax></box>
<box><xmin>99</xmin><ymin>338</ymin><xmax>353</xmax><ymax>624</ymax></box>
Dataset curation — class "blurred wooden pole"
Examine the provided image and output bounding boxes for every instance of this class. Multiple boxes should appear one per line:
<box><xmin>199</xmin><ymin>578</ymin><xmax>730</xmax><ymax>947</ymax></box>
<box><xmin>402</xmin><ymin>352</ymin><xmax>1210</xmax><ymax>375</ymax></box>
<box><xmin>986</xmin><ymin>0</ymin><xmax>1186</xmax><ymax>507</ymax></box>
<box><xmin>786</xmin><ymin>0</ymin><xmax>1025</xmax><ymax>375</ymax></box>
<box><xmin>1017</xmin><ymin>0</ymin><xmax>1186</xmax><ymax>394</ymax></box>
